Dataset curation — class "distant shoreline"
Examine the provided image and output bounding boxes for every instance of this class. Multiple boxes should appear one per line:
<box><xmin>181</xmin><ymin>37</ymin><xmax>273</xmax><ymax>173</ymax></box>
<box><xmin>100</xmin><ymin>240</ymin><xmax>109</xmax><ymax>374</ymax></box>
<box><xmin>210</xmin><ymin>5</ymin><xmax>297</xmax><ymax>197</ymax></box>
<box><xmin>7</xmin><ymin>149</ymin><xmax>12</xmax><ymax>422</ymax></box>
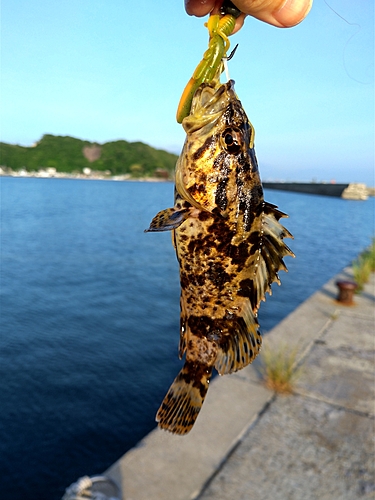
<box><xmin>0</xmin><ymin>170</ymin><xmax>172</xmax><ymax>183</ymax></box>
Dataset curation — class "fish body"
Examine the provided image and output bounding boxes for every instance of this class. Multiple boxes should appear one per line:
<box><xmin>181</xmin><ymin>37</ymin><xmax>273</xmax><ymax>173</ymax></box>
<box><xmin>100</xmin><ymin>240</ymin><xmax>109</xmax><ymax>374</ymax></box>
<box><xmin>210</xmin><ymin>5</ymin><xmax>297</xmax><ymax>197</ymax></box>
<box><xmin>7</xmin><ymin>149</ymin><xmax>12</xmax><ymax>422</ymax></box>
<box><xmin>146</xmin><ymin>78</ymin><xmax>294</xmax><ymax>434</ymax></box>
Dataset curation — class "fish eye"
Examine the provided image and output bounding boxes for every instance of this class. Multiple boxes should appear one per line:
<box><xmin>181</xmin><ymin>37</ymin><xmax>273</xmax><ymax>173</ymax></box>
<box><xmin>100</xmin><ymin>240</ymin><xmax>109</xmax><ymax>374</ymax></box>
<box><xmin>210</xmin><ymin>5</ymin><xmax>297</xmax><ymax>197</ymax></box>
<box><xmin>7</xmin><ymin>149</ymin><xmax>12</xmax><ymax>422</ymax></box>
<box><xmin>222</xmin><ymin>128</ymin><xmax>242</xmax><ymax>154</ymax></box>
<box><xmin>224</xmin><ymin>133</ymin><xmax>234</xmax><ymax>145</ymax></box>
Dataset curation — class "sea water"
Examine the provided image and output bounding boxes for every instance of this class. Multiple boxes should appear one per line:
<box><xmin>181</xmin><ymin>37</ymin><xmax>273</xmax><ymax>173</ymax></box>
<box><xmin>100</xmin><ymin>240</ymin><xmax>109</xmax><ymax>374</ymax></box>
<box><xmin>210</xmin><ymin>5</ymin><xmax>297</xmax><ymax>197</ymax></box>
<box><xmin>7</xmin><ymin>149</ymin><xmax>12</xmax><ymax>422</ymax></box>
<box><xmin>1</xmin><ymin>177</ymin><xmax>373</xmax><ymax>500</ymax></box>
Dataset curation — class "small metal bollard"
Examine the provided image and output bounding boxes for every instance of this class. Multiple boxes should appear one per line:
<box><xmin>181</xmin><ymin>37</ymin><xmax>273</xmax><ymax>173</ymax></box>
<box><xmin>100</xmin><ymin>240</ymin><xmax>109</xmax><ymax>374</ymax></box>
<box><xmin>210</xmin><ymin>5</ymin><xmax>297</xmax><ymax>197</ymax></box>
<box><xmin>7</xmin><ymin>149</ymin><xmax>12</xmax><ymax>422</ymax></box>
<box><xmin>336</xmin><ymin>281</ymin><xmax>357</xmax><ymax>305</ymax></box>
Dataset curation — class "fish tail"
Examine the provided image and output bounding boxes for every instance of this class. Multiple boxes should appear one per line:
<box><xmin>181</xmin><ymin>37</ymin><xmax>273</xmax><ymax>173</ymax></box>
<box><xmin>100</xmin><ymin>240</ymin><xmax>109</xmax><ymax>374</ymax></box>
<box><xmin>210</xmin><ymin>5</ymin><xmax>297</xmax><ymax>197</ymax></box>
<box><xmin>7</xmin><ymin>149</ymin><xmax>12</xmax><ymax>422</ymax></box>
<box><xmin>156</xmin><ymin>361</ymin><xmax>213</xmax><ymax>435</ymax></box>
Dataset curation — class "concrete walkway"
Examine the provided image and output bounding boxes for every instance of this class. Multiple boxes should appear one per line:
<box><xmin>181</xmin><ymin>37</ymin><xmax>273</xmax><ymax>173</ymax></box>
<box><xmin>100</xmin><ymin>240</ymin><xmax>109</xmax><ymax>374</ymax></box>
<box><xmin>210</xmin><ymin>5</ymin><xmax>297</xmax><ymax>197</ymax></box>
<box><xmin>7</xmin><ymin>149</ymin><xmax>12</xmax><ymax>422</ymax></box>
<box><xmin>106</xmin><ymin>269</ymin><xmax>375</xmax><ymax>500</ymax></box>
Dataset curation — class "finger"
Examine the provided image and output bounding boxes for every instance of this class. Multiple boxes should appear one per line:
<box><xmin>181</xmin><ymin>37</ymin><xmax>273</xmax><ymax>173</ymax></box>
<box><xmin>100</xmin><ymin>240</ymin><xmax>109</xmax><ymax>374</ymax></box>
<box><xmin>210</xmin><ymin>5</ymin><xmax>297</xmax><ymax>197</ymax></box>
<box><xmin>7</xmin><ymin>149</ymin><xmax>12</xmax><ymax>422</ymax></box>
<box><xmin>232</xmin><ymin>13</ymin><xmax>246</xmax><ymax>34</ymax></box>
<box><xmin>185</xmin><ymin>0</ymin><xmax>246</xmax><ymax>34</ymax></box>
<box><xmin>184</xmin><ymin>0</ymin><xmax>217</xmax><ymax>17</ymax></box>
<box><xmin>232</xmin><ymin>0</ymin><xmax>313</xmax><ymax>28</ymax></box>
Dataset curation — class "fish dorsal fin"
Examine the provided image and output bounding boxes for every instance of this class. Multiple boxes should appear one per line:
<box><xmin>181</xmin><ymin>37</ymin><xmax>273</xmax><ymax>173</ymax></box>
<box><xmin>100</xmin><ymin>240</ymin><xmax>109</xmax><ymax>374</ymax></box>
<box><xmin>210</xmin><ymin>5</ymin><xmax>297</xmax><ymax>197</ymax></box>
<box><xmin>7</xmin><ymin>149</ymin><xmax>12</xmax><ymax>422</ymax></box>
<box><xmin>260</xmin><ymin>201</ymin><xmax>294</xmax><ymax>289</ymax></box>
<box><xmin>215</xmin><ymin>302</ymin><xmax>261</xmax><ymax>375</ymax></box>
<box><xmin>239</xmin><ymin>201</ymin><xmax>294</xmax><ymax>312</ymax></box>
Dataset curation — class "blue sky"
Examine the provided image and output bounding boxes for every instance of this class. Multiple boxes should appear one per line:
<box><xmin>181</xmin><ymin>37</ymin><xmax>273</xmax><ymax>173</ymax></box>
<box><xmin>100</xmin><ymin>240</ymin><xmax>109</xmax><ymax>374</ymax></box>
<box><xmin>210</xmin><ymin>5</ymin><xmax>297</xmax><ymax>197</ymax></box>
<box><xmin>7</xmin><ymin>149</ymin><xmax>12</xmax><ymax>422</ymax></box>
<box><xmin>2</xmin><ymin>0</ymin><xmax>374</xmax><ymax>184</ymax></box>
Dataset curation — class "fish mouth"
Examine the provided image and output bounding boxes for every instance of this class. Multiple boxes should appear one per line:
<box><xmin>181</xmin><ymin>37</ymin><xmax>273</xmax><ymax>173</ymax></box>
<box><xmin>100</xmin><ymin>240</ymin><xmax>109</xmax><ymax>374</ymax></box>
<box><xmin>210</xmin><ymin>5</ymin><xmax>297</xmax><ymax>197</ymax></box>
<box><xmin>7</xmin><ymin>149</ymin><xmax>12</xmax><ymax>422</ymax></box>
<box><xmin>182</xmin><ymin>80</ymin><xmax>236</xmax><ymax>134</ymax></box>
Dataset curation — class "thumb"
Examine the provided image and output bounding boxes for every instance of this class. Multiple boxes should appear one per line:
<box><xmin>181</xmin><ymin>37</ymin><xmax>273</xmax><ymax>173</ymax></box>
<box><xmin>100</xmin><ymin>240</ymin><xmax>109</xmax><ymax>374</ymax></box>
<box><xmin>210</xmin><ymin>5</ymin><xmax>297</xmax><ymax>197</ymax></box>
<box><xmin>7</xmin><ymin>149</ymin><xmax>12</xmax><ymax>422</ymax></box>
<box><xmin>234</xmin><ymin>0</ymin><xmax>313</xmax><ymax>28</ymax></box>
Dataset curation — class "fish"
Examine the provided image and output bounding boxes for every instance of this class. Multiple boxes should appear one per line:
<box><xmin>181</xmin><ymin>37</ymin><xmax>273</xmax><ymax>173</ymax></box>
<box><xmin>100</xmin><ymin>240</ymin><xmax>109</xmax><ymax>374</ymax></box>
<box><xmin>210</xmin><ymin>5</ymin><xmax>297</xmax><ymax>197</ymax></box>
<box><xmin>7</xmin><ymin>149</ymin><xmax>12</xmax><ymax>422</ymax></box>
<box><xmin>146</xmin><ymin>78</ymin><xmax>294</xmax><ymax>435</ymax></box>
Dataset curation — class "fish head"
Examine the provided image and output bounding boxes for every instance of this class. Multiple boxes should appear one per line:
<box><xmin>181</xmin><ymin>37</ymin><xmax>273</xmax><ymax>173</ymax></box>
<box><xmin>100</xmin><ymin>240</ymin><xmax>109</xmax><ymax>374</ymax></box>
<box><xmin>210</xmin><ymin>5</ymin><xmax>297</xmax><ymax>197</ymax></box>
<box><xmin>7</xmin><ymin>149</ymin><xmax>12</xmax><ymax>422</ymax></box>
<box><xmin>184</xmin><ymin>80</ymin><xmax>254</xmax><ymax>147</ymax></box>
<box><xmin>175</xmin><ymin>80</ymin><xmax>261</xmax><ymax>219</ymax></box>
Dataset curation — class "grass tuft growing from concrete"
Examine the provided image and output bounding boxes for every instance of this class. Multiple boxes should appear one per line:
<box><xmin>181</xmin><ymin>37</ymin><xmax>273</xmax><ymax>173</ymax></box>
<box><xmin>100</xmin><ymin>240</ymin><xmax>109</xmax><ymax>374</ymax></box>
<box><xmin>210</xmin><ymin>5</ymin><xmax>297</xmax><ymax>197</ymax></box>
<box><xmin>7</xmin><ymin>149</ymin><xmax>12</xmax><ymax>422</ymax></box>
<box><xmin>366</xmin><ymin>237</ymin><xmax>375</xmax><ymax>272</ymax></box>
<box><xmin>352</xmin><ymin>240</ymin><xmax>374</xmax><ymax>292</ymax></box>
<box><xmin>259</xmin><ymin>343</ymin><xmax>302</xmax><ymax>394</ymax></box>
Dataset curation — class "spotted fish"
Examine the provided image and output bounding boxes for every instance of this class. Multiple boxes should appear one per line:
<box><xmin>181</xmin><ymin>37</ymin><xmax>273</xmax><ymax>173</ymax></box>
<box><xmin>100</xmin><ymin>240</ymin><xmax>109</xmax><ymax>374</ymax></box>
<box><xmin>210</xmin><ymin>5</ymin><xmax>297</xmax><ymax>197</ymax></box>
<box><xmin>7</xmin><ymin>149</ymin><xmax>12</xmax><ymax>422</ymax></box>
<box><xmin>146</xmin><ymin>78</ymin><xmax>294</xmax><ymax>434</ymax></box>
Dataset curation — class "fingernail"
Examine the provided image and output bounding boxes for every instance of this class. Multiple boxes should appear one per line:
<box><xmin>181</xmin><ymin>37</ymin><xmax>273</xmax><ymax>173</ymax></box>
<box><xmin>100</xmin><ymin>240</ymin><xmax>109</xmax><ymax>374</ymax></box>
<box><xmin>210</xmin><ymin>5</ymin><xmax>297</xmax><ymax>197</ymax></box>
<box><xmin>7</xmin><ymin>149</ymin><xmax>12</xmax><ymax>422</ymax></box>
<box><xmin>273</xmin><ymin>0</ymin><xmax>313</xmax><ymax>27</ymax></box>
<box><xmin>185</xmin><ymin>0</ymin><xmax>215</xmax><ymax>17</ymax></box>
<box><xmin>184</xmin><ymin>0</ymin><xmax>192</xmax><ymax>15</ymax></box>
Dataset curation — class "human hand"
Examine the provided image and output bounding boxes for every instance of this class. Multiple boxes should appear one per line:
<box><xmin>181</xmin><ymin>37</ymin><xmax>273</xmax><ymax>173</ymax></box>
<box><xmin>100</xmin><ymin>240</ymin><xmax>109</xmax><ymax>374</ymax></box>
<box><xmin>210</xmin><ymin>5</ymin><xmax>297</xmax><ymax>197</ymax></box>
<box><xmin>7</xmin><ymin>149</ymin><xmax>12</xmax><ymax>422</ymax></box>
<box><xmin>184</xmin><ymin>0</ymin><xmax>313</xmax><ymax>32</ymax></box>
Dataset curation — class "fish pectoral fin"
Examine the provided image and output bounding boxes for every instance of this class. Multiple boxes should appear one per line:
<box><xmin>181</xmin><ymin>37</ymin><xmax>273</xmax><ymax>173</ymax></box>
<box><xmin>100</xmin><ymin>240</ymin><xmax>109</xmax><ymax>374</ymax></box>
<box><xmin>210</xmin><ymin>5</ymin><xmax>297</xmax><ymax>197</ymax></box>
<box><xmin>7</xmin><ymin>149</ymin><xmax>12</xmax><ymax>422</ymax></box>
<box><xmin>156</xmin><ymin>361</ymin><xmax>212</xmax><ymax>435</ymax></box>
<box><xmin>215</xmin><ymin>306</ymin><xmax>262</xmax><ymax>375</ymax></box>
<box><xmin>145</xmin><ymin>207</ymin><xmax>190</xmax><ymax>232</ymax></box>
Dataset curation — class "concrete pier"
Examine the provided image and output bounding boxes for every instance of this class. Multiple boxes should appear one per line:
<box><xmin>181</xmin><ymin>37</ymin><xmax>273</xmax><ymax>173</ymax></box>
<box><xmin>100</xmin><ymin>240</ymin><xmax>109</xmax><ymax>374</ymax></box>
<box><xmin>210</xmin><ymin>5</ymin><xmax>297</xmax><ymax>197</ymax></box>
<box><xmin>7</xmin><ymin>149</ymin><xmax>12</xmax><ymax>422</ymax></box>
<box><xmin>106</xmin><ymin>269</ymin><xmax>375</xmax><ymax>500</ymax></box>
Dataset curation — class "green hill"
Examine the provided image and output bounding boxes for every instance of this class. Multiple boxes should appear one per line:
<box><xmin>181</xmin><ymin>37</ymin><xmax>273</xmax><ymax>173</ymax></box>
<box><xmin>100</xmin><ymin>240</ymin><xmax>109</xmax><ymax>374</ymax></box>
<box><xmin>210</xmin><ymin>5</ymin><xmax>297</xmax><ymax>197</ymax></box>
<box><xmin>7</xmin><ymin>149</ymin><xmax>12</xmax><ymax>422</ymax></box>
<box><xmin>0</xmin><ymin>134</ymin><xmax>178</xmax><ymax>178</ymax></box>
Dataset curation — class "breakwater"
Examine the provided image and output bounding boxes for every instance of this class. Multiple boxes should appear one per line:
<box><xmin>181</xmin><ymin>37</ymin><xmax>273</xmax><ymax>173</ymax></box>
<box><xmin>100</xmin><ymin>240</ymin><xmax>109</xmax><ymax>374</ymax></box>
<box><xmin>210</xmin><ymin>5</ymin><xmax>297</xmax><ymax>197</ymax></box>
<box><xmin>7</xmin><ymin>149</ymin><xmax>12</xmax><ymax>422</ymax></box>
<box><xmin>262</xmin><ymin>182</ymin><xmax>369</xmax><ymax>200</ymax></box>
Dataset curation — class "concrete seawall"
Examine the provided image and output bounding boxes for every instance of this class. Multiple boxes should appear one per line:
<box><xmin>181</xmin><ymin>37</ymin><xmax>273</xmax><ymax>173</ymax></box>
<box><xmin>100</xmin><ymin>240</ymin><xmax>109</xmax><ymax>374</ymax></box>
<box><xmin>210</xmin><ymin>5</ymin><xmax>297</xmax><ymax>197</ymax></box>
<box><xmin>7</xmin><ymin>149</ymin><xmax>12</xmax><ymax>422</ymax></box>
<box><xmin>263</xmin><ymin>182</ymin><xmax>369</xmax><ymax>200</ymax></box>
<box><xmin>106</xmin><ymin>269</ymin><xmax>374</xmax><ymax>500</ymax></box>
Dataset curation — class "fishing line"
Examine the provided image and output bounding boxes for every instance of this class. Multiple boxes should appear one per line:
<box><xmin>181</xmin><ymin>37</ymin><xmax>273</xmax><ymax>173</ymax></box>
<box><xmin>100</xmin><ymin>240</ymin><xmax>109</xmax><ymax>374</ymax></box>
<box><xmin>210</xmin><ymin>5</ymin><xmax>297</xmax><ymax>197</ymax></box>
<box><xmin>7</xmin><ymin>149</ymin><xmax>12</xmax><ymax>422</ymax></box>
<box><xmin>223</xmin><ymin>57</ymin><xmax>230</xmax><ymax>82</ymax></box>
<box><xmin>324</xmin><ymin>0</ymin><xmax>373</xmax><ymax>85</ymax></box>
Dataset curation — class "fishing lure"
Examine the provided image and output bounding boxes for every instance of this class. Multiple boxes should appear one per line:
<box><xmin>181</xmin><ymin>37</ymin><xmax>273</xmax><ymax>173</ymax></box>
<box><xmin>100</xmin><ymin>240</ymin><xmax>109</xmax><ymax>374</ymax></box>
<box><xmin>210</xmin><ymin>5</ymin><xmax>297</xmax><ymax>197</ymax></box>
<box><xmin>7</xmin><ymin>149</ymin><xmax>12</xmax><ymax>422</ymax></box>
<box><xmin>176</xmin><ymin>0</ymin><xmax>241</xmax><ymax>123</ymax></box>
